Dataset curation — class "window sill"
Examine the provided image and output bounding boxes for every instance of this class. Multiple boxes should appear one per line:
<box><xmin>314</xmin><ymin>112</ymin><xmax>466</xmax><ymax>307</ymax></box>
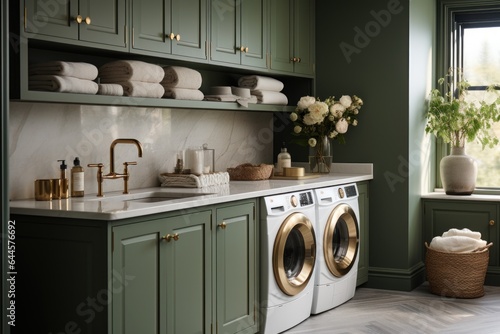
<box><xmin>422</xmin><ymin>189</ymin><xmax>500</xmax><ymax>202</ymax></box>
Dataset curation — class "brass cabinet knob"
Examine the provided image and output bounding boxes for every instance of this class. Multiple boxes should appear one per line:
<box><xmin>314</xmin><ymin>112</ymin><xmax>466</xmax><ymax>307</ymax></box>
<box><xmin>175</xmin><ymin>34</ymin><xmax>181</xmax><ymax>41</ymax></box>
<box><xmin>161</xmin><ymin>233</ymin><xmax>179</xmax><ymax>242</ymax></box>
<box><xmin>169</xmin><ymin>32</ymin><xmax>175</xmax><ymax>40</ymax></box>
<box><xmin>239</xmin><ymin>46</ymin><xmax>245</xmax><ymax>52</ymax></box>
<box><xmin>75</xmin><ymin>15</ymin><xmax>91</xmax><ymax>24</ymax></box>
<box><xmin>489</xmin><ymin>219</ymin><xmax>495</xmax><ymax>226</ymax></box>
<box><xmin>218</xmin><ymin>222</ymin><xmax>227</xmax><ymax>229</ymax></box>
<box><xmin>297</xmin><ymin>57</ymin><xmax>301</xmax><ymax>63</ymax></box>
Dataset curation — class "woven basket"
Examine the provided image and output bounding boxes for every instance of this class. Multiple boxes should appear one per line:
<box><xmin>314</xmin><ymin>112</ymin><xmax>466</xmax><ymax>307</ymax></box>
<box><xmin>227</xmin><ymin>163</ymin><xmax>273</xmax><ymax>181</ymax></box>
<box><xmin>425</xmin><ymin>242</ymin><xmax>492</xmax><ymax>298</ymax></box>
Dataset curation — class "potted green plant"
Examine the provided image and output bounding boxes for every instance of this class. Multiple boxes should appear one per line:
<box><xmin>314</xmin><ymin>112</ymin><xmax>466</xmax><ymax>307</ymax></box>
<box><xmin>425</xmin><ymin>72</ymin><xmax>500</xmax><ymax>195</ymax></box>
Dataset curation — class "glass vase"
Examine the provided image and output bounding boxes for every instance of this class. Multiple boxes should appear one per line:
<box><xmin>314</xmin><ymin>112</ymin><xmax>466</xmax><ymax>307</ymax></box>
<box><xmin>308</xmin><ymin>136</ymin><xmax>332</xmax><ymax>173</ymax></box>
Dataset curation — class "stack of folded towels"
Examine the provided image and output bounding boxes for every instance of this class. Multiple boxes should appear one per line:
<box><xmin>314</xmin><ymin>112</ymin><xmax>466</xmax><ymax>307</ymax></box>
<box><xmin>161</xmin><ymin>66</ymin><xmax>204</xmax><ymax>101</ymax></box>
<box><xmin>237</xmin><ymin>75</ymin><xmax>288</xmax><ymax>105</ymax></box>
<box><xmin>204</xmin><ymin>86</ymin><xmax>257</xmax><ymax>107</ymax></box>
<box><xmin>429</xmin><ymin>228</ymin><xmax>488</xmax><ymax>252</ymax></box>
<box><xmin>98</xmin><ymin>60</ymin><xmax>165</xmax><ymax>98</ymax></box>
<box><xmin>28</xmin><ymin>61</ymin><xmax>99</xmax><ymax>94</ymax></box>
<box><xmin>159</xmin><ymin>172</ymin><xmax>230</xmax><ymax>188</ymax></box>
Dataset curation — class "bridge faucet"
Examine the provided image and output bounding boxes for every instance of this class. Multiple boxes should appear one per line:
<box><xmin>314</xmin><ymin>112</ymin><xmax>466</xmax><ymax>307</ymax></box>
<box><xmin>88</xmin><ymin>138</ymin><xmax>143</xmax><ymax>196</ymax></box>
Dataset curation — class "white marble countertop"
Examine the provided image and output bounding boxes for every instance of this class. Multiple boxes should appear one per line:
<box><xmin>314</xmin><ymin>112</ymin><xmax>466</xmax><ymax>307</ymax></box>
<box><xmin>10</xmin><ymin>163</ymin><xmax>373</xmax><ymax>221</ymax></box>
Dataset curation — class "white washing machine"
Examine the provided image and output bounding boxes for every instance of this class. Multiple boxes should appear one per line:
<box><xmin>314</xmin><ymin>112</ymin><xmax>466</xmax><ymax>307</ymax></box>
<box><xmin>311</xmin><ymin>183</ymin><xmax>360</xmax><ymax>314</ymax></box>
<box><xmin>260</xmin><ymin>190</ymin><xmax>317</xmax><ymax>334</ymax></box>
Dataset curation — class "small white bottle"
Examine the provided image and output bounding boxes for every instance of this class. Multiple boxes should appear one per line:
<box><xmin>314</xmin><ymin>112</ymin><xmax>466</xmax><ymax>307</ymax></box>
<box><xmin>276</xmin><ymin>142</ymin><xmax>291</xmax><ymax>175</ymax></box>
<box><xmin>71</xmin><ymin>157</ymin><xmax>85</xmax><ymax>197</ymax></box>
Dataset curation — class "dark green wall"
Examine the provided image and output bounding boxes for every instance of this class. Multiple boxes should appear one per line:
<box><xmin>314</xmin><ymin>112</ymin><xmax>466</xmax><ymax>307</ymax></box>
<box><xmin>312</xmin><ymin>0</ymin><xmax>434</xmax><ymax>290</ymax></box>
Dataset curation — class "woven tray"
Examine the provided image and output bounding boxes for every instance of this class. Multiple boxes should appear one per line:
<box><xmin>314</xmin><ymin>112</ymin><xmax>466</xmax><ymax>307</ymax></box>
<box><xmin>425</xmin><ymin>242</ymin><xmax>492</xmax><ymax>298</ymax></box>
<box><xmin>227</xmin><ymin>163</ymin><xmax>273</xmax><ymax>181</ymax></box>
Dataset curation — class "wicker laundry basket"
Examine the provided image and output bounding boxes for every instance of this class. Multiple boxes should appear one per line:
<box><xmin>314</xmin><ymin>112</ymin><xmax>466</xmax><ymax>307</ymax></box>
<box><xmin>425</xmin><ymin>242</ymin><xmax>492</xmax><ymax>298</ymax></box>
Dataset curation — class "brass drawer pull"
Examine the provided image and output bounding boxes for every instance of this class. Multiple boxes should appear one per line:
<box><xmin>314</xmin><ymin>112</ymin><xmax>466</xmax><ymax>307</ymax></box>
<box><xmin>161</xmin><ymin>233</ymin><xmax>179</xmax><ymax>242</ymax></box>
<box><xmin>489</xmin><ymin>219</ymin><xmax>495</xmax><ymax>226</ymax></box>
<box><xmin>218</xmin><ymin>222</ymin><xmax>227</xmax><ymax>229</ymax></box>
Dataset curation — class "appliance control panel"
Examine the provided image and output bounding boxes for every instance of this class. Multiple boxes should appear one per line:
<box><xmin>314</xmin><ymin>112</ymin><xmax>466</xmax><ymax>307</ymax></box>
<box><xmin>345</xmin><ymin>185</ymin><xmax>357</xmax><ymax>198</ymax></box>
<box><xmin>298</xmin><ymin>191</ymin><xmax>314</xmax><ymax>206</ymax></box>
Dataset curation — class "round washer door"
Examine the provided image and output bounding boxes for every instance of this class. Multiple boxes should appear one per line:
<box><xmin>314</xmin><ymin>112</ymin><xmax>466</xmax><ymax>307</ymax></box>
<box><xmin>324</xmin><ymin>204</ymin><xmax>359</xmax><ymax>277</ymax></box>
<box><xmin>273</xmin><ymin>212</ymin><xmax>316</xmax><ymax>296</ymax></box>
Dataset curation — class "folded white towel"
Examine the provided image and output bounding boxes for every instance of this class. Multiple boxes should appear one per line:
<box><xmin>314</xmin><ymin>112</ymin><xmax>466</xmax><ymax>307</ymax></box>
<box><xmin>163</xmin><ymin>88</ymin><xmax>204</xmax><ymax>100</ymax></box>
<box><xmin>161</xmin><ymin>66</ymin><xmax>202</xmax><ymax>89</ymax></box>
<box><xmin>99</xmin><ymin>60</ymin><xmax>164</xmax><ymax>83</ymax></box>
<box><xmin>159</xmin><ymin>172</ymin><xmax>230</xmax><ymax>188</ymax></box>
<box><xmin>429</xmin><ymin>235</ymin><xmax>487</xmax><ymax>253</ymax></box>
<box><xmin>97</xmin><ymin>83</ymin><xmax>124</xmax><ymax>96</ymax></box>
<box><xmin>28</xmin><ymin>75</ymin><xmax>98</xmax><ymax>94</ymax></box>
<box><xmin>29</xmin><ymin>61</ymin><xmax>98</xmax><ymax>80</ymax></box>
<box><xmin>238</xmin><ymin>75</ymin><xmax>284</xmax><ymax>91</ymax></box>
<box><xmin>116</xmin><ymin>81</ymin><xmax>164</xmax><ymax>98</ymax></box>
<box><xmin>204</xmin><ymin>95</ymin><xmax>237</xmax><ymax>102</ymax></box>
<box><xmin>251</xmin><ymin>90</ymin><xmax>288</xmax><ymax>105</ymax></box>
<box><xmin>442</xmin><ymin>228</ymin><xmax>482</xmax><ymax>240</ymax></box>
<box><xmin>231</xmin><ymin>86</ymin><xmax>251</xmax><ymax>98</ymax></box>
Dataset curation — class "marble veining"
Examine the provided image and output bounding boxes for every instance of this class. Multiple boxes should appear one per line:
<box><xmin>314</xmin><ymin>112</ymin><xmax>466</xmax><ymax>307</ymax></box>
<box><xmin>9</xmin><ymin>102</ymin><xmax>273</xmax><ymax>199</ymax></box>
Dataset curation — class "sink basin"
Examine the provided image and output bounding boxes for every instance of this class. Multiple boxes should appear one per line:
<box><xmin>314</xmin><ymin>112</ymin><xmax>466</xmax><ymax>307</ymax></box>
<box><xmin>86</xmin><ymin>191</ymin><xmax>214</xmax><ymax>203</ymax></box>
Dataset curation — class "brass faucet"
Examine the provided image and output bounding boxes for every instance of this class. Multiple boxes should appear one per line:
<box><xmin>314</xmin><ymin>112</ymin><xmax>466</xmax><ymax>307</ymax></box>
<box><xmin>88</xmin><ymin>138</ymin><xmax>143</xmax><ymax>197</ymax></box>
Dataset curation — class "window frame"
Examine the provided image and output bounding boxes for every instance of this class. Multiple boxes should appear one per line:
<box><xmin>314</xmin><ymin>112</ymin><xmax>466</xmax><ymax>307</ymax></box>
<box><xmin>436</xmin><ymin>0</ymin><xmax>500</xmax><ymax>193</ymax></box>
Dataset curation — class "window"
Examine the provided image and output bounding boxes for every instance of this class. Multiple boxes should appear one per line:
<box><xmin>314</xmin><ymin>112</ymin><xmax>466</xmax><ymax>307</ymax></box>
<box><xmin>438</xmin><ymin>1</ymin><xmax>500</xmax><ymax>189</ymax></box>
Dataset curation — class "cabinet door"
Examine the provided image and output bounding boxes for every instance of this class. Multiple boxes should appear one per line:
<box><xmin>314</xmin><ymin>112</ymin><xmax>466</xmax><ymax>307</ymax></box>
<box><xmin>356</xmin><ymin>182</ymin><xmax>369</xmax><ymax>286</ymax></box>
<box><xmin>112</xmin><ymin>211</ymin><xmax>211</xmax><ymax>334</ymax></box>
<box><xmin>24</xmin><ymin>0</ymin><xmax>78</xmax><ymax>39</ymax></box>
<box><xmin>240</xmin><ymin>0</ymin><xmax>267</xmax><ymax>68</ymax></box>
<box><xmin>79</xmin><ymin>0</ymin><xmax>126</xmax><ymax>47</ymax></box>
<box><xmin>112</xmin><ymin>220</ymin><xmax>166</xmax><ymax>334</ymax></box>
<box><xmin>210</xmin><ymin>0</ymin><xmax>241</xmax><ymax>64</ymax></box>
<box><xmin>131</xmin><ymin>0</ymin><xmax>171</xmax><ymax>54</ymax></box>
<box><xmin>215</xmin><ymin>201</ymin><xmax>258</xmax><ymax>334</ymax></box>
<box><xmin>269</xmin><ymin>0</ymin><xmax>293</xmax><ymax>73</ymax></box>
<box><xmin>165</xmin><ymin>211</ymin><xmax>212</xmax><ymax>334</ymax></box>
<box><xmin>423</xmin><ymin>200</ymin><xmax>498</xmax><ymax>267</ymax></box>
<box><xmin>171</xmin><ymin>0</ymin><xmax>207</xmax><ymax>59</ymax></box>
<box><xmin>292</xmin><ymin>0</ymin><xmax>314</xmax><ymax>75</ymax></box>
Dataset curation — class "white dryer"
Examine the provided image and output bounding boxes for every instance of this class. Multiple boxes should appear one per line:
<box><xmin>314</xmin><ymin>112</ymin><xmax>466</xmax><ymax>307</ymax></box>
<box><xmin>311</xmin><ymin>183</ymin><xmax>360</xmax><ymax>314</ymax></box>
<box><xmin>260</xmin><ymin>190</ymin><xmax>317</xmax><ymax>334</ymax></box>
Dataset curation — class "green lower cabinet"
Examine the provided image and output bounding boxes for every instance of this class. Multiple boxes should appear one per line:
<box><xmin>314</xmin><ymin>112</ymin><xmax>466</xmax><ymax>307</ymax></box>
<box><xmin>214</xmin><ymin>201</ymin><xmax>258</xmax><ymax>334</ymax></box>
<box><xmin>112</xmin><ymin>210</ymin><xmax>212</xmax><ymax>334</ymax></box>
<box><xmin>357</xmin><ymin>181</ymin><xmax>369</xmax><ymax>286</ymax></box>
<box><xmin>422</xmin><ymin>199</ymin><xmax>500</xmax><ymax>284</ymax></box>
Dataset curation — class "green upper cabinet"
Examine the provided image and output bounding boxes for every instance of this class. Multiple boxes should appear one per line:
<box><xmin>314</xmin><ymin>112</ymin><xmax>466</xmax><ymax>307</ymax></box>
<box><xmin>112</xmin><ymin>210</ymin><xmax>212</xmax><ymax>334</ymax></box>
<box><xmin>24</xmin><ymin>0</ymin><xmax>126</xmax><ymax>48</ymax></box>
<box><xmin>131</xmin><ymin>0</ymin><xmax>207</xmax><ymax>60</ymax></box>
<box><xmin>215</xmin><ymin>201</ymin><xmax>259</xmax><ymax>334</ymax></box>
<box><xmin>210</xmin><ymin>0</ymin><xmax>267</xmax><ymax>69</ymax></box>
<box><xmin>269</xmin><ymin>0</ymin><xmax>314</xmax><ymax>76</ymax></box>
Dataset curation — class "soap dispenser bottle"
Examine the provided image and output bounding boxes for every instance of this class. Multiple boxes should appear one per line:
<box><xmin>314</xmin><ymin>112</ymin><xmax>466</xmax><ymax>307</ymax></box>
<box><xmin>71</xmin><ymin>157</ymin><xmax>84</xmax><ymax>197</ymax></box>
<box><xmin>276</xmin><ymin>142</ymin><xmax>291</xmax><ymax>175</ymax></box>
<box><xmin>58</xmin><ymin>159</ymin><xmax>69</xmax><ymax>199</ymax></box>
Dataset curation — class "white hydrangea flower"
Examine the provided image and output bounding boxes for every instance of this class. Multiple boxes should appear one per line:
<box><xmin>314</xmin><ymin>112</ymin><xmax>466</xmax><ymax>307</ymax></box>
<box><xmin>290</xmin><ymin>112</ymin><xmax>298</xmax><ymax>121</ymax></box>
<box><xmin>339</xmin><ymin>95</ymin><xmax>352</xmax><ymax>108</ymax></box>
<box><xmin>335</xmin><ymin>118</ymin><xmax>349</xmax><ymax>134</ymax></box>
<box><xmin>293</xmin><ymin>125</ymin><xmax>302</xmax><ymax>133</ymax></box>
<box><xmin>297</xmin><ymin>96</ymin><xmax>316</xmax><ymax>110</ymax></box>
<box><xmin>308</xmin><ymin>137</ymin><xmax>317</xmax><ymax>147</ymax></box>
<box><xmin>352</xmin><ymin>119</ymin><xmax>358</xmax><ymax>126</ymax></box>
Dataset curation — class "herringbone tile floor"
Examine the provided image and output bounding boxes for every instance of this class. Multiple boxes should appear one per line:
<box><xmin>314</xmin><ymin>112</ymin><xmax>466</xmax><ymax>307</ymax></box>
<box><xmin>284</xmin><ymin>283</ymin><xmax>500</xmax><ymax>334</ymax></box>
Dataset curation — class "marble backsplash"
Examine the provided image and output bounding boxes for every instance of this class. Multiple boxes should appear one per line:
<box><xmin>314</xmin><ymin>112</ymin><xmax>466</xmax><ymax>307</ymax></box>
<box><xmin>9</xmin><ymin>102</ymin><xmax>274</xmax><ymax>200</ymax></box>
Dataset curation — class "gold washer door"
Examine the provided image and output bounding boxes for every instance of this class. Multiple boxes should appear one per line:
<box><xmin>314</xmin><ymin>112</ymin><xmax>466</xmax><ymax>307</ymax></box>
<box><xmin>324</xmin><ymin>204</ymin><xmax>359</xmax><ymax>277</ymax></box>
<box><xmin>273</xmin><ymin>212</ymin><xmax>316</xmax><ymax>296</ymax></box>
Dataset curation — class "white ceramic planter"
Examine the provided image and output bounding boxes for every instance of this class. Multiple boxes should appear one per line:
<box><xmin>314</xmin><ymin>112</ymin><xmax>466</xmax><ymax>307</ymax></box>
<box><xmin>440</xmin><ymin>146</ymin><xmax>477</xmax><ymax>195</ymax></box>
